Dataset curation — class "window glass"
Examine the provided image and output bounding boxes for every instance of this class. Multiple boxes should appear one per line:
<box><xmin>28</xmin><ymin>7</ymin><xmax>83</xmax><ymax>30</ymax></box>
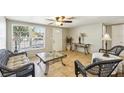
<box><xmin>12</xmin><ymin>24</ymin><xmax>45</xmax><ymax>52</ymax></box>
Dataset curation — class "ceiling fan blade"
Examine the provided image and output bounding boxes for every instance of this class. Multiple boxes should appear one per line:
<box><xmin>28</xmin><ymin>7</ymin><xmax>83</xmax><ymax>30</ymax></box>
<box><xmin>65</xmin><ymin>16</ymin><xmax>75</xmax><ymax>19</ymax></box>
<box><xmin>63</xmin><ymin>21</ymin><xmax>72</xmax><ymax>23</ymax></box>
<box><xmin>46</xmin><ymin>18</ymin><xmax>55</xmax><ymax>21</ymax></box>
<box><xmin>48</xmin><ymin>22</ymin><xmax>54</xmax><ymax>25</ymax></box>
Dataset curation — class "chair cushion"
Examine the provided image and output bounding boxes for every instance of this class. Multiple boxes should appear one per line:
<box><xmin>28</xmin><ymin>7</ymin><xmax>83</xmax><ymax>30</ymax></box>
<box><xmin>7</xmin><ymin>54</ymin><xmax>30</xmax><ymax>70</ymax></box>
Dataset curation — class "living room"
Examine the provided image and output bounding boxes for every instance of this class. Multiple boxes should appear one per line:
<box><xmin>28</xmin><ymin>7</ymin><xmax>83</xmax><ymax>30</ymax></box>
<box><xmin>0</xmin><ymin>16</ymin><xmax>124</xmax><ymax>77</ymax></box>
<box><xmin>1</xmin><ymin>0</ymin><xmax>124</xmax><ymax>93</ymax></box>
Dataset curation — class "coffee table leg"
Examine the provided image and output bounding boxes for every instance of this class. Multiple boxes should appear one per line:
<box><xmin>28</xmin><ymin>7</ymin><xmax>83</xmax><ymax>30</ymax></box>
<box><xmin>87</xmin><ymin>48</ymin><xmax>89</xmax><ymax>54</ymax></box>
<box><xmin>61</xmin><ymin>58</ymin><xmax>66</xmax><ymax>66</ymax></box>
<box><xmin>84</xmin><ymin>47</ymin><xmax>89</xmax><ymax>55</ymax></box>
<box><xmin>44</xmin><ymin>63</ymin><xmax>49</xmax><ymax>75</ymax></box>
<box><xmin>37</xmin><ymin>58</ymin><xmax>42</xmax><ymax>65</ymax></box>
<box><xmin>84</xmin><ymin>48</ymin><xmax>86</xmax><ymax>55</ymax></box>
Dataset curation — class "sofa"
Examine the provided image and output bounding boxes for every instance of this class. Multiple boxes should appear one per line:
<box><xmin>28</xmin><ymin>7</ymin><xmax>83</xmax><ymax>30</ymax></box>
<box><xmin>0</xmin><ymin>49</ymin><xmax>35</xmax><ymax>77</ymax></box>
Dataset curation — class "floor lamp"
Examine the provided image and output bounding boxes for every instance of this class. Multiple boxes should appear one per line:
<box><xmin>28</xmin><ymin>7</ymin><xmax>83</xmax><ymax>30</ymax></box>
<box><xmin>102</xmin><ymin>33</ymin><xmax>111</xmax><ymax>57</ymax></box>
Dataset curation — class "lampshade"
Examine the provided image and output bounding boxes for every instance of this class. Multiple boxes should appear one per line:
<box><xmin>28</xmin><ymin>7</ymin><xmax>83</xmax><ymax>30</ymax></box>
<box><xmin>102</xmin><ymin>33</ymin><xmax>111</xmax><ymax>41</ymax></box>
<box><xmin>56</xmin><ymin>21</ymin><xmax>61</xmax><ymax>25</ymax></box>
<box><xmin>56</xmin><ymin>21</ymin><xmax>63</xmax><ymax>26</ymax></box>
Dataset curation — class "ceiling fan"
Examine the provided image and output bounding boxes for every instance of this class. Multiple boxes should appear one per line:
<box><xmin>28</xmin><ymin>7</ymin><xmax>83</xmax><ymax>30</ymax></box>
<box><xmin>46</xmin><ymin>16</ymin><xmax>74</xmax><ymax>26</ymax></box>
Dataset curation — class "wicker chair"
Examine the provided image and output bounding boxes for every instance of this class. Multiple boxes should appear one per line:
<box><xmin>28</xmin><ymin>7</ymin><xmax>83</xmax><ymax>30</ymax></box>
<box><xmin>74</xmin><ymin>58</ymin><xmax>122</xmax><ymax>77</ymax></box>
<box><xmin>99</xmin><ymin>45</ymin><xmax>124</xmax><ymax>56</ymax></box>
<box><xmin>0</xmin><ymin>49</ymin><xmax>35</xmax><ymax>77</ymax></box>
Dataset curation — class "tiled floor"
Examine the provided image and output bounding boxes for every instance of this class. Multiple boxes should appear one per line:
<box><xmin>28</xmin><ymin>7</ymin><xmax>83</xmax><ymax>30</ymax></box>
<box><xmin>29</xmin><ymin>51</ymin><xmax>91</xmax><ymax>77</ymax></box>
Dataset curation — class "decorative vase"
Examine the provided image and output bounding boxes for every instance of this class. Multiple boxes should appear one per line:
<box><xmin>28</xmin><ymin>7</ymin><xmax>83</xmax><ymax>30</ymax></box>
<box><xmin>79</xmin><ymin>37</ymin><xmax>81</xmax><ymax>44</ymax></box>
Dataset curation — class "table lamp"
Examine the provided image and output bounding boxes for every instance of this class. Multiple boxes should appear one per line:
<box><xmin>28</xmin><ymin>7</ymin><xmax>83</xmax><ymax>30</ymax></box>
<box><xmin>102</xmin><ymin>33</ymin><xmax>111</xmax><ymax>57</ymax></box>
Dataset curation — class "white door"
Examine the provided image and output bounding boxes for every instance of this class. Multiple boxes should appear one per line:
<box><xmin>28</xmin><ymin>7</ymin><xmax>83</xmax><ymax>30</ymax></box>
<box><xmin>52</xmin><ymin>28</ymin><xmax>62</xmax><ymax>51</ymax></box>
<box><xmin>112</xmin><ymin>25</ymin><xmax>124</xmax><ymax>47</ymax></box>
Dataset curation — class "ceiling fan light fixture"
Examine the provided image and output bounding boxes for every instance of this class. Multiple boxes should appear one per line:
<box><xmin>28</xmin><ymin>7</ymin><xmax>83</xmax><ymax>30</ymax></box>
<box><xmin>65</xmin><ymin>16</ymin><xmax>73</xmax><ymax>19</ymax></box>
<box><xmin>58</xmin><ymin>18</ymin><xmax>62</xmax><ymax>22</ymax></box>
<box><xmin>56</xmin><ymin>21</ymin><xmax>63</xmax><ymax>26</ymax></box>
<box><xmin>60</xmin><ymin>23</ymin><xmax>63</xmax><ymax>26</ymax></box>
<box><xmin>57</xmin><ymin>16</ymin><xmax>64</xmax><ymax>22</ymax></box>
<box><xmin>56</xmin><ymin>21</ymin><xmax>61</xmax><ymax>25</ymax></box>
<box><xmin>47</xmin><ymin>16</ymin><xmax>73</xmax><ymax>26</ymax></box>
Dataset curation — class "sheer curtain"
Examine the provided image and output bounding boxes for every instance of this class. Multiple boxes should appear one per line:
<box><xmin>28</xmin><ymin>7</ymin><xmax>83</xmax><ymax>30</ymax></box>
<box><xmin>0</xmin><ymin>17</ymin><xmax>6</xmax><ymax>49</ymax></box>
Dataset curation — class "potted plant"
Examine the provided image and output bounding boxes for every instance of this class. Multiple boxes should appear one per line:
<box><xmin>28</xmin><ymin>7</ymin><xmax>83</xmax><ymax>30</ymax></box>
<box><xmin>66</xmin><ymin>37</ymin><xmax>73</xmax><ymax>51</ymax></box>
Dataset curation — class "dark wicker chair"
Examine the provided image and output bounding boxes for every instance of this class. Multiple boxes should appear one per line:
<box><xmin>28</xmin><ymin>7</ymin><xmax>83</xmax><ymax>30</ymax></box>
<box><xmin>0</xmin><ymin>49</ymin><xmax>35</xmax><ymax>77</ymax></box>
<box><xmin>99</xmin><ymin>45</ymin><xmax>124</xmax><ymax>56</ymax></box>
<box><xmin>74</xmin><ymin>58</ymin><xmax>122</xmax><ymax>77</ymax></box>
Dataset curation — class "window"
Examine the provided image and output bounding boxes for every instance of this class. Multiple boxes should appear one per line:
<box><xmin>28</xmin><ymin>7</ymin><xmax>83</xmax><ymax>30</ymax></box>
<box><xmin>12</xmin><ymin>24</ymin><xmax>45</xmax><ymax>51</ymax></box>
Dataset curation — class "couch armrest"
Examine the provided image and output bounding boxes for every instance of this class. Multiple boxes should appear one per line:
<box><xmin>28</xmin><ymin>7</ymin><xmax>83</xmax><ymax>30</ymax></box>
<box><xmin>99</xmin><ymin>49</ymin><xmax>107</xmax><ymax>53</ymax></box>
<box><xmin>74</xmin><ymin>60</ymin><xmax>87</xmax><ymax>77</ymax></box>
<box><xmin>10</xmin><ymin>52</ymin><xmax>27</xmax><ymax>57</ymax></box>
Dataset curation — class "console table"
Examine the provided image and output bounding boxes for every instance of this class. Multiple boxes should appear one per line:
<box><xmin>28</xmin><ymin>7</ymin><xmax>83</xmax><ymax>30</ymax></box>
<box><xmin>74</xmin><ymin>43</ymin><xmax>91</xmax><ymax>54</ymax></box>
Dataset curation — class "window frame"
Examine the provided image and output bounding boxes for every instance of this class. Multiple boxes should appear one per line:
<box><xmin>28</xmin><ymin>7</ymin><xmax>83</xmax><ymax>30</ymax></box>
<box><xmin>11</xmin><ymin>24</ymin><xmax>46</xmax><ymax>51</ymax></box>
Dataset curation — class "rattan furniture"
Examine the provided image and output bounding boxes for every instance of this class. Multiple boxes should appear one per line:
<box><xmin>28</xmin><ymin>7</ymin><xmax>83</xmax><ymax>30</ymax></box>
<box><xmin>0</xmin><ymin>49</ymin><xmax>35</xmax><ymax>77</ymax></box>
<box><xmin>74</xmin><ymin>53</ymin><xmax>123</xmax><ymax>77</ymax></box>
<box><xmin>75</xmin><ymin>58</ymin><xmax>122</xmax><ymax>77</ymax></box>
<box><xmin>99</xmin><ymin>45</ymin><xmax>124</xmax><ymax>56</ymax></box>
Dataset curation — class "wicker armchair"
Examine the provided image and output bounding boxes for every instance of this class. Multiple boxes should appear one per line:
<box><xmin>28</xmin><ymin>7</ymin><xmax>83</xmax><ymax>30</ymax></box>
<box><xmin>74</xmin><ymin>58</ymin><xmax>122</xmax><ymax>77</ymax></box>
<box><xmin>99</xmin><ymin>45</ymin><xmax>124</xmax><ymax>56</ymax></box>
<box><xmin>0</xmin><ymin>49</ymin><xmax>35</xmax><ymax>77</ymax></box>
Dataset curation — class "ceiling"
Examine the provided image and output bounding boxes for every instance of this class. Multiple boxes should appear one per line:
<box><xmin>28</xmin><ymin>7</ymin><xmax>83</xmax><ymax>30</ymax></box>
<box><xmin>6</xmin><ymin>16</ymin><xmax>124</xmax><ymax>28</ymax></box>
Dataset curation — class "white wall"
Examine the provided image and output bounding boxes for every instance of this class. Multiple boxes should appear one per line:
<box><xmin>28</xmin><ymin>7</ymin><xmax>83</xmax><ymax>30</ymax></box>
<box><xmin>112</xmin><ymin>25</ymin><xmax>124</xmax><ymax>46</ymax></box>
<box><xmin>68</xmin><ymin>24</ymin><xmax>103</xmax><ymax>53</ymax></box>
<box><xmin>0</xmin><ymin>17</ymin><xmax>6</xmax><ymax>49</ymax></box>
<box><xmin>62</xmin><ymin>28</ymin><xmax>69</xmax><ymax>51</ymax></box>
<box><xmin>111</xmin><ymin>25</ymin><xmax>124</xmax><ymax>56</ymax></box>
<box><xmin>52</xmin><ymin>28</ymin><xmax>62</xmax><ymax>51</ymax></box>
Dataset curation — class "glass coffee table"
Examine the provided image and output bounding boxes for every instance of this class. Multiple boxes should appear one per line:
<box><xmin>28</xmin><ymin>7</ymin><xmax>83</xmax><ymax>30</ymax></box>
<box><xmin>36</xmin><ymin>51</ymin><xmax>67</xmax><ymax>75</ymax></box>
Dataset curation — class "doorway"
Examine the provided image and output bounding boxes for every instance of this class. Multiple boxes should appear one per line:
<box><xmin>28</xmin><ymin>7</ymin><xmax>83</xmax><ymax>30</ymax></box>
<box><xmin>52</xmin><ymin>28</ymin><xmax>62</xmax><ymax>51</ymax></box>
